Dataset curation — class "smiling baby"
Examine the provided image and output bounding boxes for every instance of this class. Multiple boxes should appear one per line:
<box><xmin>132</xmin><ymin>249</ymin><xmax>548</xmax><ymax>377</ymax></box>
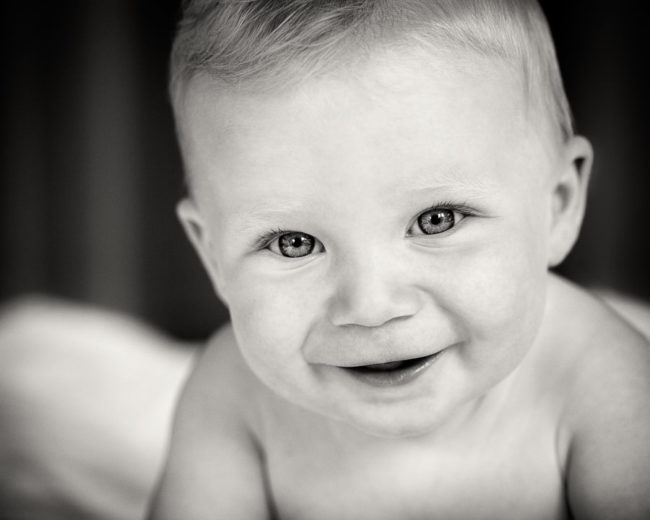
<box><xmin>148</xmin><ymin>2</ymin><xmax>650</xmax><ymax>518</ymax></box>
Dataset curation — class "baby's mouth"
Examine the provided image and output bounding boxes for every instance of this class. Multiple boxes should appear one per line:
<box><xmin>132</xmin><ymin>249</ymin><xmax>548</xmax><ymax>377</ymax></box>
<box><xmin>348</xmin><ymin>356</ymin><xmax>433</xmax><ymax>373</ymax></box>
<box><xmin>342</xmin><ymin>352</ymin><xmax>442</xmax><ymax>387</ymax></box>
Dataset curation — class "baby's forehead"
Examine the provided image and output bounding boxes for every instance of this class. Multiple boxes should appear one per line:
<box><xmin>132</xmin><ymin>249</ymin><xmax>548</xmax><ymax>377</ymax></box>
<box><xmin>181</xmin><ymin>47</ymin><xmax>554</xmax><ymax>221</ymax></box>
<box><xmin>182</xmin><ymin>44</ymin><xmax>529</xmax><ymax>142</ymax></box>
<box><xmin>171</xmin><ymin>0</ymin><xmax>572</xmax><ymax>179</ymax></box>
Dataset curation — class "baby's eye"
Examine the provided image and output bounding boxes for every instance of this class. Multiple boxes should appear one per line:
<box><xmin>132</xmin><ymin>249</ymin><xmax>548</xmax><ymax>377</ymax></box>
<box><xmin>267</xmin><ymin>231</ymin><xmax>324</xmax><ymax>258</ymax></box>
<box><xmin>410</xmin><ymin>208</ymin><xmax>465</xmax><ymax>236</ymax></box>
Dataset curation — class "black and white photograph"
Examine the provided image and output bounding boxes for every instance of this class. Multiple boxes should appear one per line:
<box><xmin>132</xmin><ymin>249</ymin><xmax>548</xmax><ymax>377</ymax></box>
<box><xmin>1</xmin><ymin>2</ymin><xmax>649</xmax><ymax>519</ymax></box>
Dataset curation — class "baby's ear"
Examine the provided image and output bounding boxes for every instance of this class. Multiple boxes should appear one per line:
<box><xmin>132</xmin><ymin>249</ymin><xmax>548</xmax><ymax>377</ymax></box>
<box><xmin>176</xmin><ymin>198</ymin><xmax>228</xmax><ymax>306</ymax></box>
<box><xmin>547</xmin><ymin>135</ymin><xmax>594</xmax><ymax>267</ymax></box>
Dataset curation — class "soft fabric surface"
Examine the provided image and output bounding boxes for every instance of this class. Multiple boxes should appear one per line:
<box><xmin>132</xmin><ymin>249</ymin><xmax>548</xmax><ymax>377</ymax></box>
<box><xmin>0</xmin><ymin>297</ymin><xmax>195</xmax><ymax>520</ymax></box>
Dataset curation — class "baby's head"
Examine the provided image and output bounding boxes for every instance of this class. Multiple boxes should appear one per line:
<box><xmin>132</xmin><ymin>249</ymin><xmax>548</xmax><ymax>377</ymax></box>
<box><xmin>171</xmin><ymin>0</ymin><xmax>593</xmax><ymax>437</ymax></box>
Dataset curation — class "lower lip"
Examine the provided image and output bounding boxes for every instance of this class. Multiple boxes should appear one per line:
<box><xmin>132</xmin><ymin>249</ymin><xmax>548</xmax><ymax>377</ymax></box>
<box><xmin>341</xmin><ymin>351</ymin><xmax>443</xmax><ymax>388</ymax></box>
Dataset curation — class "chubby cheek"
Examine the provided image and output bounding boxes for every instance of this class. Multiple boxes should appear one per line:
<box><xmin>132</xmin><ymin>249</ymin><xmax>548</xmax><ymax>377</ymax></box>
<box><xmin>223</xmin><ymin>267</ymin><xmax>325</xmax><ymax>395</ymax></box>
<box><xmin>441</xmin><ymin>220</ymin><xmax>548</xmax><ymax>376</ymax></box>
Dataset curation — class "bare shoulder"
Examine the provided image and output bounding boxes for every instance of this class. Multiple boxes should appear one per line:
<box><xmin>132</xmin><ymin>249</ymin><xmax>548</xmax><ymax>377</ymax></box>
<box><xmin>148</xmin><ymin>324</ymin><xmax>273</xmax><ymax>520</ymax></box>
<box><xmin>545</xmin><ymin>276</ymin><xmax>650</xmax><ymax>519</ymax></box>
<box><xmin>178</xmin><ymin>324</ymin><xmax>265</xmax><ymax>426</ymax></box>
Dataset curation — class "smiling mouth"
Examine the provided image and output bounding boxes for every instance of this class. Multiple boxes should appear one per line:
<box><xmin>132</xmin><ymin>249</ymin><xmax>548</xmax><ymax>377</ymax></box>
<box><xmin>342</xmin><ymin>352</ymin><xmax>442</xmax><ymax>387</ymax></box>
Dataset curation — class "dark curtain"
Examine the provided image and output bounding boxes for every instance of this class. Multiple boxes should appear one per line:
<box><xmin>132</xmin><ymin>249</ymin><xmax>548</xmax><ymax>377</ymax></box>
<box><xmin>1</xmin><ymin>1</ymin><xmax>648</xmax><ymax>340</ymax></box>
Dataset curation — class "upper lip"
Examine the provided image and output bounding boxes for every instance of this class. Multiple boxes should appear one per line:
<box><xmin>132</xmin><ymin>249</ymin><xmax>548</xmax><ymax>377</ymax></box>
<box><xmin>304</xmin><ymin>334</ymin><xmax>458</xmax><ymax>367</ymax></box>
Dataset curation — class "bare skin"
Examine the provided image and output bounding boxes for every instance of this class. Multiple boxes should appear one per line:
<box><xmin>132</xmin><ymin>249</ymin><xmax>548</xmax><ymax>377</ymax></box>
<box><xmin>150</xmin><ymin>47</ymin><xmax>650</xmax><ymax>519</ymax></box>
<box><xmin>150</xmin><ymin>275</ymin><xmax>650</xmax><ymax>519</ymax></box>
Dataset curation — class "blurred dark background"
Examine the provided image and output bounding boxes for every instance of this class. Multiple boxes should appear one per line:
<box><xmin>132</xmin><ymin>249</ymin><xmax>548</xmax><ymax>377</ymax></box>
<box><xmin>1</xmin><ymin>2</ymin><xmax>648</xmax><ymax>340</ymax></box>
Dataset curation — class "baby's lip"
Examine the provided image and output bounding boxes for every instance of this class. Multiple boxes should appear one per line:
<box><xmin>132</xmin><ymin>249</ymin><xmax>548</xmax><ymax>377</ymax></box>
<box><xmin>339</xmin><ymin>354</ymin><xmax>429</xmax><ymax>369</ymax></box>
<box><xmin>331</xmin><ymin>349</ymin><xmax>446</xmax><ymax>369</ymax></box>
<box><xmin>304</xmin><ymin>335</ymin><xmax>457</xmax><ymax>367</ymax></box>
<box><xmin>338</xmin><ymin>351</ymin><xmax>445</xmax><ymax>387</ymax></box>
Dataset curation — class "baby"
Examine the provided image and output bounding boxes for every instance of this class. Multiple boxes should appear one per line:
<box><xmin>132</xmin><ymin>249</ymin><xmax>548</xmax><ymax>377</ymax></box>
<box><xmin>149</xmin><ymin>1</ymin><xmax>650</xmax><ymax>518</ymax></box>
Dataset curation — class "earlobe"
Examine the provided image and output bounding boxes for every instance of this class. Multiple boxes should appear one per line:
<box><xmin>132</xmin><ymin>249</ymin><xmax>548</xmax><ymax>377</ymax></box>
<box><xmin>176</xmin><ymin>198</ymin><xmax>227</xmax><ymax>304</ymax></box>
<box><xmin>548</xmin><ymin>135</ymin><xmax>594</xmax><ymax>267</ymax></box>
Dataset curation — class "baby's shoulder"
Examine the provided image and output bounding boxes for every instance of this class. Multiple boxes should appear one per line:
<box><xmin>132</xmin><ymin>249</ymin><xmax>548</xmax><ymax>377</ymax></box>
<box><xmin>540</xmin><ymin>276</ymin><xmax>649</xmax><ymax>421</ymax></box>
<box><xmin>178</xmin><ymin>324</ymin><xmax>267</xmax><ymax>432</ymax></box>
<box><xmin>541</xmin><ymin>276</ymin><xmax>650</xmax><ymax>518</ymax></box>
<box><xmin>150</xmin><ymin>324</ymin><xmax>274</xmax><ymax>519</ymax></box>
<box><xmin>543</xmin><ymin>276</ymin><xmax>650</xmax><ymax>411</ymax></box>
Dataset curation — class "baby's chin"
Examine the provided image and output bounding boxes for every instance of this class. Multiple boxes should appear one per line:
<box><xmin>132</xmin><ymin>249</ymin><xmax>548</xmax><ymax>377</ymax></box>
<box><xmin>308</xmin><ymin>395</ymin><xmax>480</xmax><ymax>441</ymax></box>
<box><xmin>336</xmin><ymin>410</ymin><xmax>465</xmax><ymax>441</ymax></box>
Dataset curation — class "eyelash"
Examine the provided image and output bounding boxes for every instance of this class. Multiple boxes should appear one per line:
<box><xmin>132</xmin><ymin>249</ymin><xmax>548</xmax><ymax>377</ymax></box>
<box><xmin>254</xmin><ymin>201</ymin><xmax>478</xmax><ymax>255</ymax></box>
<box><xmin>406</xmin><ymin>200</ymin><xmax>477</xmax><ymax>236</ymax></box>
<box><xmin>423</xmin><ymin>200</ymin><xmax>477</xmax><ymax>217</ymax></box>
<box><xmin>254</xmin><ymin>228</ymin><xmax>295</xmax><ymax>251</ymax></box>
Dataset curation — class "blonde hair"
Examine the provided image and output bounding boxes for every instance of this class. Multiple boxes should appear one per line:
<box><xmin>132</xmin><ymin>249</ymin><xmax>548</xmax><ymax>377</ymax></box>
<box><xmin>170</xmin><ymin>0</ymin><xmax>573</xmax><ymax>143</ymax></box>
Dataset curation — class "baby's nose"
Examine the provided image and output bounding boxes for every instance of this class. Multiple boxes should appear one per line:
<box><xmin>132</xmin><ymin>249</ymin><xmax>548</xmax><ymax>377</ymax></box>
<box><xmin>326</xmin><ymin>254</ymin><xmax>422</xmax><ymax>328</ymax></box>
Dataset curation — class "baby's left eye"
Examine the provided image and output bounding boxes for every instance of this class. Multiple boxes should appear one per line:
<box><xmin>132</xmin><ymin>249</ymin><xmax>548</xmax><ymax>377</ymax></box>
<box><xmin>409</xmin><ymin>208</ymin><xmax>465</xmax><ymax>236</ymax></box>
<box><xmin>267</xmin><ymin>231</ymin><xmax>325</xmax><ymax>258</ymax></box>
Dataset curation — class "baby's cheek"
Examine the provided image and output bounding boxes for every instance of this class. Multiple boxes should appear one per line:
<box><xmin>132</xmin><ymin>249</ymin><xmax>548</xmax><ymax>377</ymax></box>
<box><xmin>227</xmin><ymin>277</ymin><xmax>320</xmax><ymax>384</ymax></box>
<box><xmin>444</xmin><ymin>239</ymin><xmax>547</xmax><ymax>346</ymax></box>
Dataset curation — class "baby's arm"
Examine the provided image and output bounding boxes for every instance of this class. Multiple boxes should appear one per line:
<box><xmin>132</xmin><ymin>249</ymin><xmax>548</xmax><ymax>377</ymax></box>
<box><xmin>148</xmin><ymin>325</ymin><xmax>272</xmax><ymax>520</ymax></box>
<box><xmin>563</xmin><ymin>326</ymin><xmax>650</xmax><ymax>519</ymax></box>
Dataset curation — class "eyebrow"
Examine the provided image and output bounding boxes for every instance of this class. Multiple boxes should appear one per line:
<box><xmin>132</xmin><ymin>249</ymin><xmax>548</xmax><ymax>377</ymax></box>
<box><xmin>232</xmin><ymin>185</ymin><xmax>493</xmax><ymax>236</ymax></box>
<box><xmin>402</xmin><ymin>165</ymin><xmax>499</xmax><ymax>196</ymax></box>
<box><xmin>229</xmin><ymin>166</ymin><xmax>498</xmax><ymax>233</ymax></box>
<box><xmin>228</xmin><ymin>200</ymin><xmax>317</xmax><ymax>234</ymax></box>
<box><xmin>405</xmin><ymin>183</ymin><xmax>494</xmax><ymax>200</ymax></box>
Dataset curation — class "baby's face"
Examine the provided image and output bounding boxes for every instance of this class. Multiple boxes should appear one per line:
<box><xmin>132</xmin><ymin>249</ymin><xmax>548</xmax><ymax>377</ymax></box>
<box><xmin>181</xmin><ymin>49</ymin><xmax>563</xmax><ymax>437</ymax></box>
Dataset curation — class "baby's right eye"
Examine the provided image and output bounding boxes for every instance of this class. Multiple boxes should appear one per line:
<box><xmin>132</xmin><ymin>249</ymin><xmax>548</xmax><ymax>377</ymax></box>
<box><xmin>267</xmin><ymin>231</ymin><xmax>324</xmax><ymax>258</ymax></box>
